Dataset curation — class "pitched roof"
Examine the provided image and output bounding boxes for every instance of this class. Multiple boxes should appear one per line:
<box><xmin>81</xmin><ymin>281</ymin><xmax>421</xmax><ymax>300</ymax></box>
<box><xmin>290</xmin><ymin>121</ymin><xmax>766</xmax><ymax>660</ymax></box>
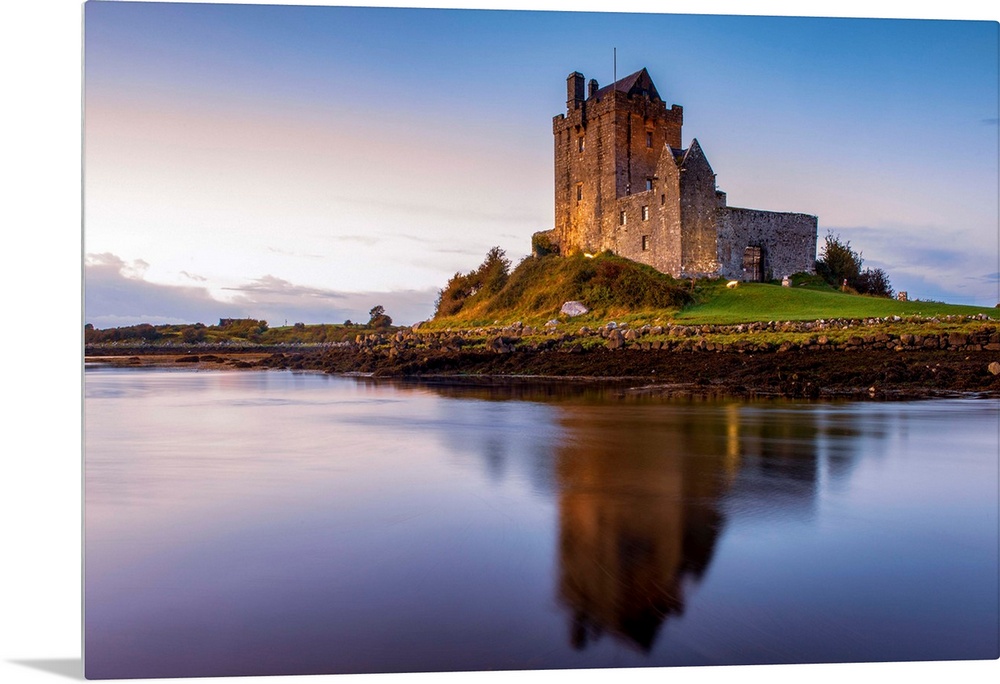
<box><xmin>592</xmin><ymin>67</ymin><xmax>661</xmax><ymax>101</ymax></box>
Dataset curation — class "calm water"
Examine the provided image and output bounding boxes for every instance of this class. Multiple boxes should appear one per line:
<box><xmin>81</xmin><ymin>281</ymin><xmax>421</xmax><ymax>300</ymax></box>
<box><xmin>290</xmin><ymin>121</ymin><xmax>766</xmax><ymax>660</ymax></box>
<box><xmin>84</xmin><ymin>367</ymin><xmax>999</xmax><ymax>679</ymax></box>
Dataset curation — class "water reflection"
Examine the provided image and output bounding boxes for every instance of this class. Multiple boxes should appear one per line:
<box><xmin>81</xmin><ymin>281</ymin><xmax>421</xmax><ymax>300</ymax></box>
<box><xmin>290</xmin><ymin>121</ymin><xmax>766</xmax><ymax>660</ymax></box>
<box><xmin>412</xmin><ymin>386</ymin><xmax>846</xmax><ymax>655</ymax></box>
<box><xmin>552</xmin><ymin>405</ymin><xmax>732</xmax><ymax>652</ymax></box>
<box><xmin>410</xmin><ymin>380</ymin><xmax>840</xmax><ymax>654</ymax></box>
<box><xmin>84</xmin><ymin>370</ymin><xmax>999</xmax><ymax>675</ymax></box>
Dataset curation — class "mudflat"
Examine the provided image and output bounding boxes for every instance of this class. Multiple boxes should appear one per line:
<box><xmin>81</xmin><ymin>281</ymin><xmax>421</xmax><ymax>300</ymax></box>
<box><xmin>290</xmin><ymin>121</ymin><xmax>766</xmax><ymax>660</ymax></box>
<box><xmin>86</xmin><ymin>346</ymin><xmax>1000</xmax><ymax>400</ymax></box>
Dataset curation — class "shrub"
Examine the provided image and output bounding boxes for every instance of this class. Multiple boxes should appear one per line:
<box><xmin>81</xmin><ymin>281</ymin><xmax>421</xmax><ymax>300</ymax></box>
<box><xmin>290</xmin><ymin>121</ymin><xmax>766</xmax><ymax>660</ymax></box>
<box><xmin>854</xmin><ymin>268</ymin><xmax>893</xmax><ymax>298</ymax></box>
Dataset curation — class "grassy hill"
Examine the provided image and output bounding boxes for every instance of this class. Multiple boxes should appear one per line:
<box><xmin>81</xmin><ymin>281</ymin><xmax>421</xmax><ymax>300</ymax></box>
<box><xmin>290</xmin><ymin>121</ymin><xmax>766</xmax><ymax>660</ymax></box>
<box><xmin>429</xmin><ymin>252</ymin><xmax>997</xmax><ymax>329</ymax></box>
<box><xmin>429</xmin><ymin>252</ymin><xmax>692</xmax><ymax>328</ymax></box>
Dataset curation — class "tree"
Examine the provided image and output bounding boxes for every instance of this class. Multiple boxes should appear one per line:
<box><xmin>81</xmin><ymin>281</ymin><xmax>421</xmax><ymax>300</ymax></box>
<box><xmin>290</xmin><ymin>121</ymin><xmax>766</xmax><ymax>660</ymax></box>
<box><xmin>477</xmin><ymin>246</ymin><xmax>511</xmax><ymax>296</ymax></box>
<box><xmin>433</xmin><ymin>246</ymin><xmax>512</xmax><ymax>318</ymax></box>
<box><xmin>815</xmin><ymin>232</ymin><xmax>862</xmax><ymax>289</ymax></box>
<box><xmin>855</xmin><ymin>267</ymin><xmax>893</xmax><ymax>298</ymax></box>
<box><xmin>368</xmin><ymin>305</ymin><xmax>392</xmax><ymax>329</ymax></box>
<box><xmin>815</xmin><ymin>232</ymin><xmax>893</xmax><ymax>297</ymax></box>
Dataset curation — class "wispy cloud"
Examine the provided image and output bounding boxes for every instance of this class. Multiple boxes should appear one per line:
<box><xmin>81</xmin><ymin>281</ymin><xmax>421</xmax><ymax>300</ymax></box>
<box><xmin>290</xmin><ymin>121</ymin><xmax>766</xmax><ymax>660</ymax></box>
<box><xmin>85</xmin><ymin>252</ymin><xmax>224</xmax><ymax>327</ymax></box>
<box><xmin>84</xmin><ymin>253</ymin><xmax>436</xmax><ymax>327</ymax></box>
<box><xmin>180</xmin><ymin>270</ymin><xmax>207</xmax><ymax>282</ymax></box>
<box><xmin>223</xmin><ymin>275</ymin><xmax>347</xmax><ymax>300</ymax></box>
<box><xmin>823</xmin><ymin>225</ymin><xmax>998</xmax><ymax>306</ymax></box>
<box><xmin>982</xmin><ymin>118</ymin><xmax>999</xmax><ymax>126</ymax></box>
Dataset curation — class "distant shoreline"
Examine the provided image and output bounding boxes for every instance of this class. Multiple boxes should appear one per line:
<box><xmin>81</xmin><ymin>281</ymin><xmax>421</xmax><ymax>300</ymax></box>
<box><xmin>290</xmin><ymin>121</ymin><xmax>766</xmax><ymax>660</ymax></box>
<box><xmin>85</xmin><ymin>341</ymin><xmax>1000</xmax><ymax>401</ymax></box>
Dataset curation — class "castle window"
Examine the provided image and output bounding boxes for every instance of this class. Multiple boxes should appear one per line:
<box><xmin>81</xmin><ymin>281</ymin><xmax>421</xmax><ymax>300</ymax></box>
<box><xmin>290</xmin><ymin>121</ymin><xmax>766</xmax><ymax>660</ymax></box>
<box><xmin>619</xmin><ymin>211</ymin><xmax>627</xmax><ymax>226</ymax></box>
<box><xmin>578</xmin><ymin>136</ymin><xmax>585</xmax><ymax>153</ymax></box>
<box><xmin>576</xmin><ymin>183</ymin><xmax>582</xmax><ymax>203</ymax></box>
<box><xmin>641</xmin><ymin>206</ymin><xmax>649</xmax><ymax>221</ymax></box>
<box><xmin>661</xmin><ymin>194</ymin><xmax>666</xmax><ymax>205</ymax></box>
<box><xmin>646</xmin><ymin>131</ymin><xmax>653</xmax><ymax>148</ymax></box>
<box><xmin>646</xmin><ymin>178</ymin><xmax>653</xmax><ymax>192</ymax></box>
<box><xmin>642</xmin><ymin>235</ymin><xmax>650</xmax><ymax>251</ymax></box>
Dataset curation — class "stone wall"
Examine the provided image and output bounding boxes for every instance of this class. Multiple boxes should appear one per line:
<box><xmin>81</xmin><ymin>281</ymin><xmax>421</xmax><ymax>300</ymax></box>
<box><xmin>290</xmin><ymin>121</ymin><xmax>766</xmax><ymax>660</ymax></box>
<box><xmin>553</xmin><ymin>72</ymin><xmax>682</xmax><ymax>257</ymax></box>
<box><xmin>678</xmin><ymin>141</ymin><xmax>720</xmax><ymax>276</ymax></box>
<box><xmin>717</xmin><ymin>207</ymin><xmax>817</xmax><ymax>281</ymax></box>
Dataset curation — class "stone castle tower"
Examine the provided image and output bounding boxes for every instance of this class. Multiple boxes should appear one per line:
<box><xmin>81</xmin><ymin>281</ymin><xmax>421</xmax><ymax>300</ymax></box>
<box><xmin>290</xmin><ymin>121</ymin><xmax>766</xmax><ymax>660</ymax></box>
<box><xmin>535</xmin><ymin>68</ymin><xmax>818</xmax><ymax>281</ymax></box>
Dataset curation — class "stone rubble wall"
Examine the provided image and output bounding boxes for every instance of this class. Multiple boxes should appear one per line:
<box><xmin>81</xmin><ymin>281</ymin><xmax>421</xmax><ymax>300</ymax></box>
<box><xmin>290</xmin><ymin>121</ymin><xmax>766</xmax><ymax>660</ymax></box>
<box><xmin>344</xmin><ymin>316</ymin><xmax>999</xmax><ymax>356</ymax></box>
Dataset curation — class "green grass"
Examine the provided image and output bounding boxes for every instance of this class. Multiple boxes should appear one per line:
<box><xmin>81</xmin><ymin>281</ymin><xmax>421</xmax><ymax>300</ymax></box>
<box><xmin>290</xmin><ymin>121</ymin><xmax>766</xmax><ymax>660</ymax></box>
<box><xmin>676</xmin><ymin>281</ymin><xmax>997</xmax><ymax>324</ymax></box>
<box><xmin>430</xmin><ymin>254</ymin><xmax>997</xmax><ymax>330</ymax></box>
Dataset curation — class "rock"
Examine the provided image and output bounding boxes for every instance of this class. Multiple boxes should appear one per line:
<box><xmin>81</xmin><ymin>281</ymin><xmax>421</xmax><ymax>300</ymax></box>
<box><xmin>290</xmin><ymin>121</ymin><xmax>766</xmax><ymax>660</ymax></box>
<box><xmin>560</xmin><ymin>300</ymin><xmax>589</xmax><ymax>317</ymax></box>
<box><xmin>545</xmin><ymin>319</ymin><xmax>559</xmax><ymax>328</ymax></box>
<box><xmin>488</xmin><ymin>336</ymin><xmax>515</xmax><ymax>354</ymax></box>
<box><xmin>623</xmin><ymin>329</ymin><xmax>639</xmax><ymax>341</ymax></box>
<box><xmin>988</xmin><ymin>362</ymin><xmax>1000</xmax><ymax>375</ymax></box>
<box><xmin>606</xmin><ymin>329</ymin><xmax>625</xmax><ymax>350</ymax></box>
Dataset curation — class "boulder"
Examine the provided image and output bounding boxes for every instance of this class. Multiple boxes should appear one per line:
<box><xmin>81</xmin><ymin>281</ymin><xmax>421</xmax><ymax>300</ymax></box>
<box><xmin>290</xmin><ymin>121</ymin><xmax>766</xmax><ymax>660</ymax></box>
<box><xmin>560</xmin><ymin>301</ymin><xmax>589</xmax><ymax>317</ymax></box>
<box><xmin>988</xmin><ymin>362</ymin><xmax>1000</xmax><ymax>376</ymax></box>
<box><xmin>606</xmin><ymin>329</ymin><xmax>626</xmax><ymax>350</ymax></box>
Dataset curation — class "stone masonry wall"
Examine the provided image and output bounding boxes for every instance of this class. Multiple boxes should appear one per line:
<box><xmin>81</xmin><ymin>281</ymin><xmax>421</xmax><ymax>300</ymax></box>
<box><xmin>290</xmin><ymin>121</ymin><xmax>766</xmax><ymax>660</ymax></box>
<box><xmin>717</xmin><ymin>207</ymin><xmax>818</xmax><ymax>281</ymax></box>
<box><xmin>610</xmin><ymin>145</ymin><xmax>683</xmax><ymax>273</ymax></box>
<box><xmin>553</xmin><ymin>74</ymin><xmax>682</xmax><ymax>257</ymax></box>
<box><xmin>678</xmin><ymin>142</ymin><xmax>720</xmax><ymax>276</ymax></box>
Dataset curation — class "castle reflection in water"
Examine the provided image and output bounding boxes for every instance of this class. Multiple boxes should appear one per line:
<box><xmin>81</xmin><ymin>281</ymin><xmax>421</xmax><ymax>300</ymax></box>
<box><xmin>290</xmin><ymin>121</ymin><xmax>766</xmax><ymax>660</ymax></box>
<box><xmin>552</xmin><ymin>399</ymin><xmax>855</xmax><ymax>652</ymax></box>
<box><xmin>399</xmin><ymin>380</ymin><xmax>863</xmax><ymax>654</ymax></box>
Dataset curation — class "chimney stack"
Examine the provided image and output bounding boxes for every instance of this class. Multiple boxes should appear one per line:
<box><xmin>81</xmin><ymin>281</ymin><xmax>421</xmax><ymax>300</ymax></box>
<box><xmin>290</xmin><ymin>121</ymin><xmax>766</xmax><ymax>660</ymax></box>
<box><xmin>566</xmin><ymin>72</ymin><xmax>585</xmax><ymax>110</ymax></box>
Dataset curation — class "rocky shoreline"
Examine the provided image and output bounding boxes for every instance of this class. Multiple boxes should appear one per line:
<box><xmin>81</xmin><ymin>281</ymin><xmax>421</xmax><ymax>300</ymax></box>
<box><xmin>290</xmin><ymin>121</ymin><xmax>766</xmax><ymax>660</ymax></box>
<box><xmin>86</xmin><ymin>318</ymin><xmax>1000</xmax><ymax>400</ymax></box>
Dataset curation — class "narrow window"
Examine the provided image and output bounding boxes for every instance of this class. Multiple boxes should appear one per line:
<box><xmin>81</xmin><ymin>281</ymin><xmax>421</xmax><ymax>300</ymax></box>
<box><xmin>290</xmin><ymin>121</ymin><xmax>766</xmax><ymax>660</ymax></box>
<box><xmin>642</xmin><ymin>235</ymin><xmax>650</xmax><ymax>251</ymax></box>
<box><xmin>576</xmin><ymin>183</ymin><xmax>582</xmax><ymax>203</ymax></box>
<box><xmin>619</xmin><ymin>211</ymin><xmax>627</xmax><ymax>226</ymax></box>
<box><xmin>641</xmin><ymin>206</ymin><xmax>649</xmax><ymax>221</ymax></box>
<box><xmin>660</xmin><ymin>194</ymin><xmax>666</xmax><ymax>205</ymax></box>
<box><xmin>645</xmin><ymin>178</ymin><xmax>653</xmax><ymax>192</ymax></box>
<box><xmin>578</xmin><ymin>136</ymin><xmax>585</xmax><ymax>153</ymax></box>
<box><xmin>646</xmin><ymin>131</ymin><xmax>653</xmax><ymax>148</ymax></box>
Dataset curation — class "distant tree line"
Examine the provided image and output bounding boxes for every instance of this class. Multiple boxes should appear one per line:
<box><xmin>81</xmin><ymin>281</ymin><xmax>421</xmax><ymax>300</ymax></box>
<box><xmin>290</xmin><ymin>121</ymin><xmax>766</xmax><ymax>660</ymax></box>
<box><xmin>85</xmin><ymin>314</ymin><xmax>399</xmax><ymax>345</ymax></box>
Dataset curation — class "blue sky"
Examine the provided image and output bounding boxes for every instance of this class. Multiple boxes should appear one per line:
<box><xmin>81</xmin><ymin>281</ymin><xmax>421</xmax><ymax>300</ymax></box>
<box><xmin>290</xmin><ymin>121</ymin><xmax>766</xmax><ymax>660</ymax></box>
<box><xmin>81</xmin><ymin>1</ymin><xmax>998</xmax><ymax>326</ymax></box>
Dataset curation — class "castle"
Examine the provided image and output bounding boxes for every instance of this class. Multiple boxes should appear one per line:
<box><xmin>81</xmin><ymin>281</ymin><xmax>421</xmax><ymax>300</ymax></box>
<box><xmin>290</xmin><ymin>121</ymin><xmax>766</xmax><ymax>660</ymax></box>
<box><xmin>533</xmin><ymin>68</ymin><xmax>818</xmax><ymax>281</ymax></box>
